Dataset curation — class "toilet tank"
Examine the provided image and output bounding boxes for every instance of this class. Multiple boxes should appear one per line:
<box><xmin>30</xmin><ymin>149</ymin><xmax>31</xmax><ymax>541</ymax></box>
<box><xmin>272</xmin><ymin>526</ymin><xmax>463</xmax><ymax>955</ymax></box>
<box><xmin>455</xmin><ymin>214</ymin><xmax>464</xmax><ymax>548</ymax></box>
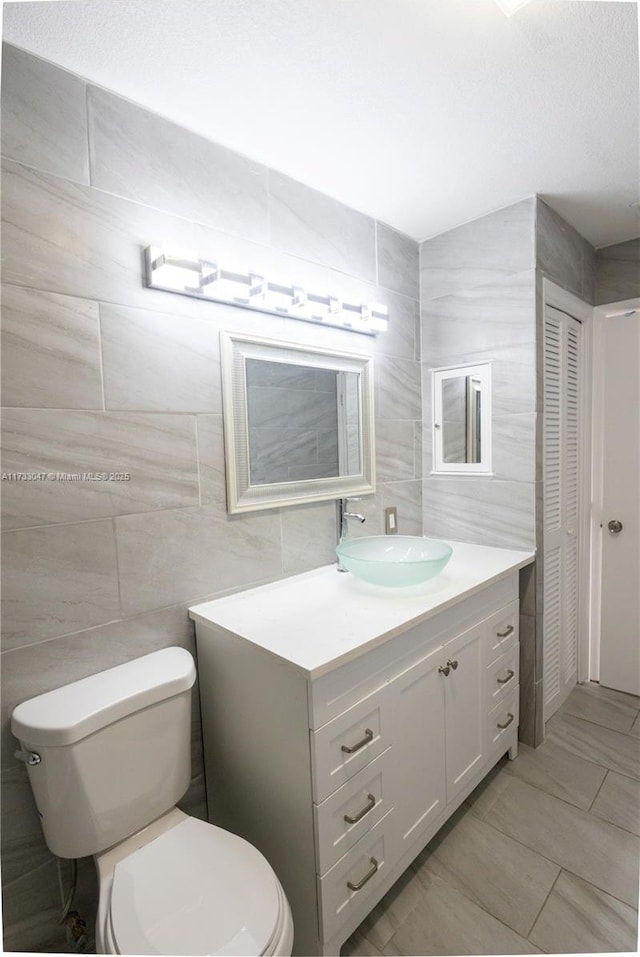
<box><xmin>11</xmin><ymin>647</ymin><xmax>197</xmax><ymax>859</ymax></box>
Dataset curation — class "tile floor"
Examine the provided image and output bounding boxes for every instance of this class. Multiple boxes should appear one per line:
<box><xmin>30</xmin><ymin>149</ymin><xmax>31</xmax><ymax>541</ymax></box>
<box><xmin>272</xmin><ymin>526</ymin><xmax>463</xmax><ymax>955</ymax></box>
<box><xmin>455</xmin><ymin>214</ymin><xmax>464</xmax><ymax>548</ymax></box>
<box><xmin>341</xmin><ymin>682</ymin><xmax>640</xmax><ymax>955</ymax></box>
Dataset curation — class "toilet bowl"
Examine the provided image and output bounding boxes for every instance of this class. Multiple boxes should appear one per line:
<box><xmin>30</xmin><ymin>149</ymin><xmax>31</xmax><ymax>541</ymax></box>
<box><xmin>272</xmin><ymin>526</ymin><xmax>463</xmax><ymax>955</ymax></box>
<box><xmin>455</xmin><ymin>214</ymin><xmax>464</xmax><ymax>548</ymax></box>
<box><xmin>95</xmin><ymin>809</ymin><xmax>294</xmax><ymax>955</ymax></box>
<box><xmin>11</xmin><ymin>648</ymin><xmax>294</xmax><ymax>957</ymax></box>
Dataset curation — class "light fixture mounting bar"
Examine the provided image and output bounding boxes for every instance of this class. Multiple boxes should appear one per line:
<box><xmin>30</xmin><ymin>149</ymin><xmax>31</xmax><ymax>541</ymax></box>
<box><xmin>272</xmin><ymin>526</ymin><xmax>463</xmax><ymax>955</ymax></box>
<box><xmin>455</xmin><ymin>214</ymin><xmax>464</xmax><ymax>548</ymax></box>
<box><xmin>494</xmin><ymin>0</ymin><xmax>533</xmax><ymax>15</ymax></box>
<box><xmin>144</xmin><ymin>246</ymin><xmax>389</xmax><ymax>335</ymax></box>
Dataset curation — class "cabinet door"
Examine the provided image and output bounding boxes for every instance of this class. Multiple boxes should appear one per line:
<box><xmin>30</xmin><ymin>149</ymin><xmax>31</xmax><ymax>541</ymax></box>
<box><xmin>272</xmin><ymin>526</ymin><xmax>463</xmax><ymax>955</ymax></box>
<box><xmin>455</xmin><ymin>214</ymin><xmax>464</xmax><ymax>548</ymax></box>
<box><xmin>391</xmin><ymin>644</ymin><xmax>446</xmax><ymax>850</ymax></box>
<box><xmin>443</xmin><ymin>624</ymin><xmax>485</xmax><ymax>802</ymax></box>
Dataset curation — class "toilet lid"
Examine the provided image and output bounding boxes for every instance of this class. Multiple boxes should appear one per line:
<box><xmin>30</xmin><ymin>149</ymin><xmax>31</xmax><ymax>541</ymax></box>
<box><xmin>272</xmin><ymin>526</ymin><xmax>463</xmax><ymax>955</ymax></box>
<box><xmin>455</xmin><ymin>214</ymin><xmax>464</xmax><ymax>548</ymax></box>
<box><xmin>109</xmin><ymin>817</ymin><xmax>283</xmax><ymax>955</ymax></box>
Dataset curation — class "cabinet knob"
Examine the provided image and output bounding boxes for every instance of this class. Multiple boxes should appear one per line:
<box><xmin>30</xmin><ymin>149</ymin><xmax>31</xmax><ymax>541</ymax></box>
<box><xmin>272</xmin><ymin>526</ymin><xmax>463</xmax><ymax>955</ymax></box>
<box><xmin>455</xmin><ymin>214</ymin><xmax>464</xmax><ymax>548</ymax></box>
<box><xmin>438</xmin><ymin>664</ymin><xmax>450</xmax><ymax>677</ymax></box>
<box><xmin>447</xmin><ymin>658</ymin><xmax>459</xmax><ymax>670</ymax></box>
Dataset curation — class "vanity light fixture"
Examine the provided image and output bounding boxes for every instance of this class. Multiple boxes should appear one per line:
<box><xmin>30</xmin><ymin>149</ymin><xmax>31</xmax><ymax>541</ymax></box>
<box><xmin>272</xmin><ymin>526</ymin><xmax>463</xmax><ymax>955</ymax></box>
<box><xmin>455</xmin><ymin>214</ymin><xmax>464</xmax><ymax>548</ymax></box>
<box><xmin>144</xmin><ymin>246</ymin><xmax>389</xmax><ymax>336</ymax></box>
<box><xmin>494</xmin><ymin>0</ymin><xmax>533</xmax><ymax>15</ymax></box>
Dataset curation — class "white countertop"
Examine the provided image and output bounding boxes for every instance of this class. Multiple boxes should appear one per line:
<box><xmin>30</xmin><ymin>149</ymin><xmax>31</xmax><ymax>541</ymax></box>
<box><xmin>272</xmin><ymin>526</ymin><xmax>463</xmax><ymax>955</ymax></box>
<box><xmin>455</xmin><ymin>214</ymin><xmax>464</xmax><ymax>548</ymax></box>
<box><xmin>189</xmin><ymin>541</ymin><xmax>534</xmax><ymax>678</ymax></box>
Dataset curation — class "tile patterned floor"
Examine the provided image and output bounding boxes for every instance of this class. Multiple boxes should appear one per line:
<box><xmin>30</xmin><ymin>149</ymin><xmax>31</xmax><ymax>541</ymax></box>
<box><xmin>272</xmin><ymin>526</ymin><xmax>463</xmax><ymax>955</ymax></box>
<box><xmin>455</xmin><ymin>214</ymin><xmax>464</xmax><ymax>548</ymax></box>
<box><xmin>341</xmin><ymin>682</ymin><xmax>640</xmax><ymax>955</ymax></box>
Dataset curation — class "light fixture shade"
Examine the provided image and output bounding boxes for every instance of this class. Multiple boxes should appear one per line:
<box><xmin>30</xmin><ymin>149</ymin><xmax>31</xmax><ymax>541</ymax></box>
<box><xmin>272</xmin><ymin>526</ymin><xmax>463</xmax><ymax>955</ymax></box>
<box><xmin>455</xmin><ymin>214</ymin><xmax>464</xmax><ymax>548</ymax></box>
<box><xmin>494</xmin><ymin>0</ymin><xmax>533</xmax><ymax>16</ymax></box>
<box><xmin>144</xmin><ymin>246</ymin><xmax>388</xmax><ymax>336</ymax></box>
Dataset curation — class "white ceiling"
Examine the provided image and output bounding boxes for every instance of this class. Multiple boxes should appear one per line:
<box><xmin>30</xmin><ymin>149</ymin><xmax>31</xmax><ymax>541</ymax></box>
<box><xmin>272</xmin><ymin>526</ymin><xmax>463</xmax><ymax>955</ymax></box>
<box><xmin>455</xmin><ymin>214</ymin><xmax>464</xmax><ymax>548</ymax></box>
<box><xmin>3</xmin><ymin>0</ymin><xmax>639</xmax><ymax>247</ymax></box>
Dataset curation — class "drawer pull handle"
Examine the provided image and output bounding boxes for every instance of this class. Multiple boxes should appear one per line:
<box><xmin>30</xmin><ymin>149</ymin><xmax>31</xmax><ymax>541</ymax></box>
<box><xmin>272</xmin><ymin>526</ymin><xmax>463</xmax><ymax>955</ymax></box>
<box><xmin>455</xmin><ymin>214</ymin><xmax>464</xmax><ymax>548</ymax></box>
<box><xmin>497</xmin><ymin>669</ymin><xmax>515</xmax><ymax>685</ymax></box>
<box><xmin>447</xmin><ymin>658</ymin><xmax>459</xmax><ymax>670</ymax></box>
<box><xmin>497</xmin><ymin>712</ymin><xmax>515</xmax><ymax>729</ymax></box>
<box><xmin>497</xmin><ymin>624</ymin><xmax>514</xmax><ymax>638</ymax></box>
<box><xmin>438</xmin><ymin>664</ymin><xmax>450</xmax><ymax>677</ymax></box>
<box><xmin>347</xmin><ymin>856</ymin><xmax>379</xmax><ymax>891</ymax></box>
<box><xmin>341</xmin><ymin>728</ymin><xmax>374</xmax><ymax>754</ymax></box>
<box><xmin>344</xmin><ymin>793</ymin><xmax>376</xmax><ymax>825</ymax></box>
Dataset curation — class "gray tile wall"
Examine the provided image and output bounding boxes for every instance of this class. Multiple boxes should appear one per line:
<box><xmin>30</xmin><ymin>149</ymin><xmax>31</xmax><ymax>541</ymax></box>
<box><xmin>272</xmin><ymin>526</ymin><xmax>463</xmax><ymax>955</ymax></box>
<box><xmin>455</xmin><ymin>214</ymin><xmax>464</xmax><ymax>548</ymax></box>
<box><xmin>419</xmin><ymin>198</ymin><xmax>539</xmax><ymax>752</ymax></box>
<box><xmin>594</xmin><ymin>237</ymin><xmax>640</xmax><ymax>305</ymax></box>
<box><xmin>0</xmin><ymin>43</ymin><xmax>422</xmax><ymax>952</ymax></box>
<box><xmin>535</xmin><ymin>198</ymin><xmax>596</xmax><ymax>304</ymax></box>
<box><xmin>419</xmin><ymin>196</ymin><xmax>595</xmax><ymax>752</ymax></box>
<box><xmin>420</xmin><ymin>198</ymin><xmax>537</xmax><ymax>551</ymax></box>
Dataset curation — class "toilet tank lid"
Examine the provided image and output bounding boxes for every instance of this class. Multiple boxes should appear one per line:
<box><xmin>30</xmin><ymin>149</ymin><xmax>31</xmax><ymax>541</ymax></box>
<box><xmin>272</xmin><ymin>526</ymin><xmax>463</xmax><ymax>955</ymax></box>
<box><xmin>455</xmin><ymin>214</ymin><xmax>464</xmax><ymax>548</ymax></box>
<box><xmin>11</xmin><ymin>648</ymin><xmax>196</xmax><ymax>747</ymax></box>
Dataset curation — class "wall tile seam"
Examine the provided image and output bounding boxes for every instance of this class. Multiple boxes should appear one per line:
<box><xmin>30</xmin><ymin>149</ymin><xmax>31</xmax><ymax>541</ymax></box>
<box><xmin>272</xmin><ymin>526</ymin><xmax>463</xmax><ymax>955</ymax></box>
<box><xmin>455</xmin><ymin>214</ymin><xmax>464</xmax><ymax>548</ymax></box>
<box><xmin>0</xmin><ymin>634</ymin><xmax>163</xmax><ymax>672</ymax></box>
<box><xmin>1</xmin><ymin>277</ymin><xmax>417</xmax><ymax>359</ymax></box>
<box><xmin>0</xmin><ymin>471</ymin><xmax>419</xmax><ymax>525</ymax></box>
<box><xmin>2</xmin><ymin>42</ymin><xmax>271</xmax><ymax>186</ymax></box>
<box><xmin>378</xmin><ymin>478</ymin><xmax>422</xmax><ymax>488</ymax></box>
<box><xmin>3</xmin><ymin>43</ymin><xmax>414</xmax><ymax>271</ymax></box>
<box><xmin>276</xmin><ymin>506</ymin><xmax>286</xmax><ymax>580</ymax></box>
<box><xmin>0</xmin><ymin>853</ymin><xmax>59</xmax><ymax>894</ymax></box>
<box><xmin>193</xmin><ymin>416</ymin><xmax>205</xmax><ymax>509</ymax></box>
<box><xmin>3</xmin><ymin>152</ymin><xmax>272</xmax><ymax>249</ymax></box>
<box><xmin>110</xmin><ymin>515</ymin><xmax>126</xmax><ymax>621</ymax></box>
<box><xmin>94</xmin><ymin>302</ymin><xmax>108</xmax><ymax>411</ymax></box>
<box><xmin>0</xmin><ymin>515</ymin><xmax>121</xmax><ymax>535</ymax></box>
<box><xmin>0</xmin><ymin>502</ymin><xmax>204</xmax><ymax>534</ymax></box>
<box><xmin>82</xmin><ymin>77</ymin><xmax>270</xmax><ymax>178</ymax></box>
<box><xmin>423</xmin><ymin>475</ymin><xmax>535</xmax><ymax>485</ymax></box>
<box><xmin>84</xmin><ymin>79</ymin><xmax>95</xmax><ymax>189</ymax></box>
<box><xmin>3</xmin><ymin>156</ymin><xmax>420</xmax><ymax>307</ymax></box>
<box><xmin>0</xmin><ymin>575</ymin><xmax>278</xmax><ymax>661</ymax></box>
<box><xmin>1</xmin><ymin>252</ymin><xmax>418</xmax><ymax>355</ymax></box>
<box><xmin>492</xmin><ymin>411</ymin><xmax>539</xmax><ymax>420</ymax></box>
<box><xmin>0</xmin><ymin>405</ymin><xmax>203</xmax><ymax>416</ymax></box>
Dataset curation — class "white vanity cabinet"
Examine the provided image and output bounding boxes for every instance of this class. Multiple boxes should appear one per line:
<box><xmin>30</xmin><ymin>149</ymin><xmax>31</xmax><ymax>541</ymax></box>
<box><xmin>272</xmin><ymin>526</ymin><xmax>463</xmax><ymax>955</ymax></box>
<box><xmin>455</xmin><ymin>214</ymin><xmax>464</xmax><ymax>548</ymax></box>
<box><xmin>190</xmin><ymin>544</ymin><xmax>532</xmax><ymax>956</ymax></box>
<box><xmin>441</xmin><ymin>622</ymin><xmax>486</xmax><ymax>802</ymax></box>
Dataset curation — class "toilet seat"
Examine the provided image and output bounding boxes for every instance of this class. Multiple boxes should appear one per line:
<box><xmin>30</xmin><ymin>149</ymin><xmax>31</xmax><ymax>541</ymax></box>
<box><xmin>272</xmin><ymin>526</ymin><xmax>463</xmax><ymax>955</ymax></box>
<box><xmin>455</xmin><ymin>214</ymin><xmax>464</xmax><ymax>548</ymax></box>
<box><xmin>106</xmin><ymin>816</ymin><xmax>287</xmax><ymax>955</ymax></box>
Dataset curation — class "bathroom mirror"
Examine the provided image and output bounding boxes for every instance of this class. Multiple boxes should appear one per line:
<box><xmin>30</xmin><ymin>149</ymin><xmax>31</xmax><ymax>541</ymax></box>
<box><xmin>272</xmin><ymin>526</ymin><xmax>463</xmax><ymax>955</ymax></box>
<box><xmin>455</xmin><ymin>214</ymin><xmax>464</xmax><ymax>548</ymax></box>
<box><xmin>221</xmin><ymin>332</ymin><xmax>376</xmax><ymax>513</ymax></box>
<box><xmin>432</xmin><ymin>363</ymin><xmax>492</xmax><ymax>474</ymax></box>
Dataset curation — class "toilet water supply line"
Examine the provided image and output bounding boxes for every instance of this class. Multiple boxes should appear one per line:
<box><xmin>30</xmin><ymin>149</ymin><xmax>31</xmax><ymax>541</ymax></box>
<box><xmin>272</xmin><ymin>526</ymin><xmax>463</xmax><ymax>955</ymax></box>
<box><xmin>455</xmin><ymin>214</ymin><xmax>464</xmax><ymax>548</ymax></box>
<box><xmin>57</xmin><ymin>858</ymin><xmax>89</xmax><ymax>952</ymax></box>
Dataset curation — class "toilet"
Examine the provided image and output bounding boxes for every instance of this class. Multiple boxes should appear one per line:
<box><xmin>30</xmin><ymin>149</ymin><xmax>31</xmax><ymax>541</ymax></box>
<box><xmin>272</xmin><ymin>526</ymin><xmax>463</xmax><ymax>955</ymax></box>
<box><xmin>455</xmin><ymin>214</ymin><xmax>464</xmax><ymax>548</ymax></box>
<box><xmin>11</xmin><ymin>647</ymin><xmax>294</xmax><ymax>956</ymax></box>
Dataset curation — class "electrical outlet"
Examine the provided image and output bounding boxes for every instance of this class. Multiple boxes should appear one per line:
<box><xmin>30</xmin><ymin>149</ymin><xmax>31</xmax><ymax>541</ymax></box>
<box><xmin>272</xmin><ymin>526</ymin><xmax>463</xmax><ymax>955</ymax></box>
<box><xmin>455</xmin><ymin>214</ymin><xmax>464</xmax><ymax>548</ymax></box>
<box><xmin>384</xmin><ymin>506</ymin><xmax>398</xmax><ymax>535</ymax></box>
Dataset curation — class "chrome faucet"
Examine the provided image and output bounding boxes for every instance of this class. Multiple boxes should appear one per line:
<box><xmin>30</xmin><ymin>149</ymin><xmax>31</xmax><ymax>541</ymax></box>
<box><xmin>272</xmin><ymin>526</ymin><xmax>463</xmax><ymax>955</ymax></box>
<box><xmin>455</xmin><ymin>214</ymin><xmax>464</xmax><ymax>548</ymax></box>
<box><xmin>336</xmin><ymin>497</ymin><xmax>366</xmax><ymax>572</ymax></box>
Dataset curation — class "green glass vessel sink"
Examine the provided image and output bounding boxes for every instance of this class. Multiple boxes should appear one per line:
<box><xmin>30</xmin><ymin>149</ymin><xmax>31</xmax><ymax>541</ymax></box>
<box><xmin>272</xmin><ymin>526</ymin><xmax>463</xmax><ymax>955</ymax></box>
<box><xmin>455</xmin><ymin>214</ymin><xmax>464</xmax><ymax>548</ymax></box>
<box><xmin>336</xmin><ymin>536</ymin><xmax>453</xmax><ymax>587</ymax></box>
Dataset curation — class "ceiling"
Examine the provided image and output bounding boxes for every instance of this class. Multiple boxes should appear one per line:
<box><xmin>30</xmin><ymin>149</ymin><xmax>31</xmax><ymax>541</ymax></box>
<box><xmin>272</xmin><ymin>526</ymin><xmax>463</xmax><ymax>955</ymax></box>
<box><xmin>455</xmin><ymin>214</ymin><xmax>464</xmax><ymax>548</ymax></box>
<box><xmin>3</xmin><ymin>0</ymin><xmax>639</xmax><ymax>247</ymax></box>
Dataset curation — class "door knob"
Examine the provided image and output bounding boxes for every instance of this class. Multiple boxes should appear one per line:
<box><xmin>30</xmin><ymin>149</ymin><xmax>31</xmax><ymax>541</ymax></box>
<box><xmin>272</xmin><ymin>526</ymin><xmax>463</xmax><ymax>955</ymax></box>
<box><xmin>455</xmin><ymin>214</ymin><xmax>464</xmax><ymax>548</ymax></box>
<box><xmin>607</xmin><ymin>520</ymin><xmax>623</xmax><ymax>534</ymax></box>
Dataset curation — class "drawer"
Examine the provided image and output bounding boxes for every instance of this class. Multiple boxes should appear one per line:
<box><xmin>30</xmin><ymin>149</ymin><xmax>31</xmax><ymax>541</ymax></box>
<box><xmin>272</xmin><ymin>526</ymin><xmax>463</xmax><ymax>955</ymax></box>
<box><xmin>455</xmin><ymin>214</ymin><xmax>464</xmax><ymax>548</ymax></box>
<box><xmin>487</xmin><ymin>689</ymin><xmax>519</xmax><ymax>753</ymax></box>
<box><xmin>314</xmin><ymin>747</ymin><xmax>393</xmax><ymax>876</ymax></box>
<box><xmin>483</xmin><ymin>601</ymin><xmax>519</xmax><ymax>663</ymax></box>
<box><xmin>317</xmin><ymin>810</ymin><xmax>396</xmax><ymax>941</ymax></box>
<box><xmin>486</xmin><ymin>642</ymin><xmax>519</xmax><ymax>710</ymax></box>
<box><xmin>311</xmin><ymin>684</ymin><xmax>391</xmax><ymax>803</ymax></box>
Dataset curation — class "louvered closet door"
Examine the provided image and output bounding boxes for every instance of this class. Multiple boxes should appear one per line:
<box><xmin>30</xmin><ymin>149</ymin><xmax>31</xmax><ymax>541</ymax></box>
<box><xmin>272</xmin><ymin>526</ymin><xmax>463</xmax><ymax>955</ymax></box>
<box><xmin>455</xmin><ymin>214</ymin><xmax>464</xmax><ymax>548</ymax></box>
<box><xmin>543</xmin><ymin>305</ymin><xmax>582</xmax><ymax>723</ymax></box>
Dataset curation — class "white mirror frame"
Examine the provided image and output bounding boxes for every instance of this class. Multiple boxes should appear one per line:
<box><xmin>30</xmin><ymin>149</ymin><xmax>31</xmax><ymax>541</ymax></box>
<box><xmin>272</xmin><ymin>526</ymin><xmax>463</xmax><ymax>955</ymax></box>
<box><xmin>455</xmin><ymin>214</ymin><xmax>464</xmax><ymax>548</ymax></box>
<box><xmin>432</xmin><ymin>362</ymin><xmax>493</xmax><ymax>474</ymax></box>
<box><xmin>221</xmin><ymin>332</ymin><xmax>376</xmax><ymax>513</ymax></box>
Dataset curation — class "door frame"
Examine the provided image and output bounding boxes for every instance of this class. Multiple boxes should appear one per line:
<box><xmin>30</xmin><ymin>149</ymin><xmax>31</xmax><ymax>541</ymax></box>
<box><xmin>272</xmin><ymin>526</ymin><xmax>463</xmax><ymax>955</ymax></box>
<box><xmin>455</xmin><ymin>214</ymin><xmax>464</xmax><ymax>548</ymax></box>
<box><xmin>588</xmin><ymin>297</ymin><xmax>640</xmax><ymax>682</ymax></box>
<box><xmin>542</xmin><ymin>279</ymin><xmax>593</xmax><ymax>690</ymax></box>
